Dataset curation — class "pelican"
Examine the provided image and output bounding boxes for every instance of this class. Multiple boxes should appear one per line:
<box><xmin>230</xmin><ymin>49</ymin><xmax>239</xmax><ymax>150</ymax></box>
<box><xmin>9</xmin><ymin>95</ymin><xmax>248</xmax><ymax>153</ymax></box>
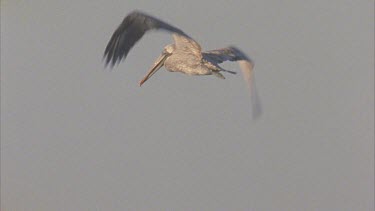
<box><xmin>104</xmin><ymin>10</ymin><xmax>262</xmax><ymax>118</ymax></box>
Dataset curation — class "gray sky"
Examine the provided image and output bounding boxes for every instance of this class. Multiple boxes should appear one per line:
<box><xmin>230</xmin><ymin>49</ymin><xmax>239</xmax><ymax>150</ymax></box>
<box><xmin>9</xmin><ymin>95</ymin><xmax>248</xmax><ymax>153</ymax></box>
<box><xmin>1</xmin><ymin>0</ymin><xmax>374</xmax><ymax>210</ymax></box>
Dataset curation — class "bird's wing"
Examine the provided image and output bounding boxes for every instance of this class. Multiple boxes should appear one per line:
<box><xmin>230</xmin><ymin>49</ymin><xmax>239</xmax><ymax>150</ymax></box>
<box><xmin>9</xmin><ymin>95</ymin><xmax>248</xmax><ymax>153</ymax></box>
<box><xmin>172</xmin><ymin>34</ymin><xmax>202</xmax><ymax>59</ymax></box>
<box><xmin>104</xmin><ymin>10</ymin><xmax>192</xmax><ymax>67</ymax></box>
<box><xmin>202</xmin><ymin>46</ymin><xmax>251</xmax><ymax>64</ymax></box>
<box><xmin>203</xmin><ymin>47</ymin><xmax>262</xmax><ymax>119</ymax></box>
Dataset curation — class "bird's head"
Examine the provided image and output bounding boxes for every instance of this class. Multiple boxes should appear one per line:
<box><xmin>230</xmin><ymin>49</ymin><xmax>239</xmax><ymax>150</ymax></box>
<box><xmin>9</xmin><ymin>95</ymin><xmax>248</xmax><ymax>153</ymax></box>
<box><xmin>163</xmin><ymin>44</ymin><xmax>175</xmax><ymax>54</ymax></box>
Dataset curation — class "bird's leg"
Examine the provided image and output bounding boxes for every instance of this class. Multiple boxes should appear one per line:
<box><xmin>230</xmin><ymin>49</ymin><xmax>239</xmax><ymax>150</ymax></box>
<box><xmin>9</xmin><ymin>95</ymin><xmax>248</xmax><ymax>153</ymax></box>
<box><xmin>221</xmin><ymin>69</ymin><xmax>236</xmax><ymax>74</ymax></box>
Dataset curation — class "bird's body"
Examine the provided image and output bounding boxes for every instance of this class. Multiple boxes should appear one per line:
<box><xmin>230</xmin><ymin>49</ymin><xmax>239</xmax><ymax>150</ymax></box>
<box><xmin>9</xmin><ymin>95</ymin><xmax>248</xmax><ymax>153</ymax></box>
<box><xmin>104</xmin><ymin>10</ymin><xmax>262</xmax><ymax>118</ymax></box>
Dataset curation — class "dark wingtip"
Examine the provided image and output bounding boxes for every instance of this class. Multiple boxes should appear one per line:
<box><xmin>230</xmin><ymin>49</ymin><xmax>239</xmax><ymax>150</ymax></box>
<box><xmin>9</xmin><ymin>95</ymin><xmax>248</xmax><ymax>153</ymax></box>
<box><xmin>228</xmin><ymin>45</ymin><xmax>252</xmax><ymax>62</ymax></box>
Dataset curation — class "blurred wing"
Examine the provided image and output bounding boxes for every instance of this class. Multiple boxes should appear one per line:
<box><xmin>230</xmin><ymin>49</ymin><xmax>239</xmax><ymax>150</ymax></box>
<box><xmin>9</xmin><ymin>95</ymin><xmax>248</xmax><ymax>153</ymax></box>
<box><xmin>238</xmin><ymin>60</ymin><xmax>262</xmax><ymax>119</ymax></box>
<box><xmin>104</xmin><ymin>10</ymin><xmax>189</xmax><ymax>67</ymax></box>
<box><xmin>203</xmin><ymin>46</ymin><xmax>250</xmax><ymax>64</ymax></box>
<box><xmin>203</xmin><ymin>47</ymin><xmax>262</xmax><ymax>119</ymax></box>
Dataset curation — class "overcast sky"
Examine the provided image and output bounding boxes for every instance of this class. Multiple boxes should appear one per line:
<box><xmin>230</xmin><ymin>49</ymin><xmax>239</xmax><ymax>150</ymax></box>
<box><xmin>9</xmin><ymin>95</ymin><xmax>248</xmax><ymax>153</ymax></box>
<box><xmin>1</xmin><ymin>0</ymin><xmax>374</xmax><ymax>210</ymax></box>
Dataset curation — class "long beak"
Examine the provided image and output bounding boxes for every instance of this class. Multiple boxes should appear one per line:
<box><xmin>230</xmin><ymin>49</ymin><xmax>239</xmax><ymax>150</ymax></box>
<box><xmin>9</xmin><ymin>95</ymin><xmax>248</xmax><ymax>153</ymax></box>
<box><xmin>139</xmin><ymin>52</ymin><xmax>169</xmax><ymax>86</ymax></box>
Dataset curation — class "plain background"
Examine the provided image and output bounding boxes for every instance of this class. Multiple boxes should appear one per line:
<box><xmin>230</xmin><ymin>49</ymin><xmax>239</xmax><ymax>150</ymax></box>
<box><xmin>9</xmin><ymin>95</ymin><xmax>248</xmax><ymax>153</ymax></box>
<box><xmin>1</xmin><ymin>0</ymin><xmax>374</xmax><ymax>210</ymax></box>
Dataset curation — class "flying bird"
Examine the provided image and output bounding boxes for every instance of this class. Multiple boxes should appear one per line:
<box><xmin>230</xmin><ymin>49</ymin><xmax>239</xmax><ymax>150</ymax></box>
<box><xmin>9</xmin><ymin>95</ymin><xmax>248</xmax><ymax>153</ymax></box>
<box><xmin>104</xmin><ymin>10</ymin><xmax>262</xmax><ymax>118</ymax></box>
